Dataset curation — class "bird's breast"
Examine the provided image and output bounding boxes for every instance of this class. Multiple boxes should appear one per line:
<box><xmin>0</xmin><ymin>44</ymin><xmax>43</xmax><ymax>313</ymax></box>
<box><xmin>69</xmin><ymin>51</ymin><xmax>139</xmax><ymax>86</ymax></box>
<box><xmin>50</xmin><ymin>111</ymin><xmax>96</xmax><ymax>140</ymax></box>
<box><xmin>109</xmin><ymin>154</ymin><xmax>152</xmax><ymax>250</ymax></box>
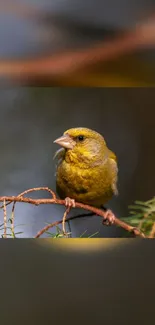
<box><xmin>56</xmin><ymin>159</ymin><xmax>115</xmax><ymax>206</ymax></box>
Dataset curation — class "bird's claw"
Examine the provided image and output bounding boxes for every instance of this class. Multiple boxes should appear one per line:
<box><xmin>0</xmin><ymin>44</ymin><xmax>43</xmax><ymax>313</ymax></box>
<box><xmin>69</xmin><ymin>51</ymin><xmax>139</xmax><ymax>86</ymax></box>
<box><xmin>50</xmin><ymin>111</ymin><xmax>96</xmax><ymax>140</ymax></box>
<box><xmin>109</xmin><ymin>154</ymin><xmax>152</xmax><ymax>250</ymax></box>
<box><xmin>102</xmin><ymin>209</ymin><xmax>115</xmax><ymax>226</ymax></box>
<box><xmin>65</xmin><ymin>197</ymin><xmax>76</xmax><ymax>208</ymax></box>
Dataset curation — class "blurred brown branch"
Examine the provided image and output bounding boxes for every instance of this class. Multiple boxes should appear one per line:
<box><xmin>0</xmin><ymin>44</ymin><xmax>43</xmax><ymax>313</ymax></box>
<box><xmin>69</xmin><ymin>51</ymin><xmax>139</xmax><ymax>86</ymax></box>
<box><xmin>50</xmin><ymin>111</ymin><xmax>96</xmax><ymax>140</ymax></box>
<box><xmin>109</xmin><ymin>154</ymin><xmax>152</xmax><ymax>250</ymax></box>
<box><xmin>149</xmin><ymin>222</ymin><xmax>155</xmax><ymax>238</ymax></box>
<box><xmin>0</xmin><ymin>187</ymin><xmax>145</xmax><ymax>238</ymax></box>
<box><xmin>0</xmin><ymin>15</ymin><xmax>155</xmax><ymax>85</ymax></box>
<box><xmin>1</xmin><ymin>2</ymin><xmax>155</xmax><ymax>85</ymax></box>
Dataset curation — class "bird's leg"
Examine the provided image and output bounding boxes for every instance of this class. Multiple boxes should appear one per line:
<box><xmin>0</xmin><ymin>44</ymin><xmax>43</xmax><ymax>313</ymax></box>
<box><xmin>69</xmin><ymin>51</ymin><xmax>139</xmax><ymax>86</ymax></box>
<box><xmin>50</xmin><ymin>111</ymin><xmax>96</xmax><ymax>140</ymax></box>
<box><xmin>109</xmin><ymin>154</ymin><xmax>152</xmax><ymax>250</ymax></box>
<box><xmin>102</xmin><ymin>208</ymin><xmax>115</xmax><ymax>226</ymax></box>
<box><xmin>65</xmin><ymin>197</ymin><xmax>76</xmax><ymax>208</ymax></box>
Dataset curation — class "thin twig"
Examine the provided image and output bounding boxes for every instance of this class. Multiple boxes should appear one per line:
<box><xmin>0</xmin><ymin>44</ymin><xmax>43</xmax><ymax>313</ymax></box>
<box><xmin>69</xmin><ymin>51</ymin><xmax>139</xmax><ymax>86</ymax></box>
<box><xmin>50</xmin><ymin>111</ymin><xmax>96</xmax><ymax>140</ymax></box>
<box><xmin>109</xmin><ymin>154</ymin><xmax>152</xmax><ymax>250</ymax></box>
<box><xmin>62</xmin><ymin>206</ymin><xmax>71</xmax><ymax>236</ymax></box>
<box><xmin>0</xmin><ymin>187</ymin><xmax>56</xmax><ymax>237</ymax></box>
<box><xmin>3</xmin><ymin>199</ymin><xmax>7</xmax><ymax>238</ymax></box>
<box><xmin>17</xmin><ymin>187</ymin><xmax>56</xmax><ymax>200</ymax></box>
<box><xmin>0</xmin><ymin>186</ymin><xmax>56</xmax><ymax>209</ymax></box>
<box><xmin>70</xmin><ymin>212</ymin><xmax>95</xmax><ymax>219</ymax></box>
<box><xmin>35</xmin><ymin>213</ymin><xmax>145</xmax><ymax>238</ymax></box>
<box><xmin>148</xmin><ymin>222</ymin><xmax>155</xmax><ymax>238</ymax></box>
<box><xmin>0</xmin><ymin>187</ymin><xmax>145</xmax><ymax>238</ymax></box>
<box><xmin>10</xmin><ymin>208</ymin><xmax>15</xmax><ymax>238</ymax></box>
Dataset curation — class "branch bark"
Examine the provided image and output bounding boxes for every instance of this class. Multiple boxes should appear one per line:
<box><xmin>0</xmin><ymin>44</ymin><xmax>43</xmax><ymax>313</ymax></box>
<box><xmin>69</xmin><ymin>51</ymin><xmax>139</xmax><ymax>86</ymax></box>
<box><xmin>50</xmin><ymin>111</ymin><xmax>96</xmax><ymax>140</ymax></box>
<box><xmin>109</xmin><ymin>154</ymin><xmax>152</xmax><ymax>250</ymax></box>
<box><xmin>0</xmin><ymin>187</ymin><xmax>145</xmax><ymax>238</ymax></box>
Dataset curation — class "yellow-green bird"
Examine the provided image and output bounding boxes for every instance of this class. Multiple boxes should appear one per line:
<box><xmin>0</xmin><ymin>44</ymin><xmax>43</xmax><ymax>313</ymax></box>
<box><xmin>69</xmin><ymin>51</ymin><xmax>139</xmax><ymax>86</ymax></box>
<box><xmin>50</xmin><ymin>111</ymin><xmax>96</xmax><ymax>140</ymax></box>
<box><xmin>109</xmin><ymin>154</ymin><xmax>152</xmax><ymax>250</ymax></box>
<box><xmin>53</xmin><ymin>127</ymin><xmax>118</xmax><ymax>222</ymax></box>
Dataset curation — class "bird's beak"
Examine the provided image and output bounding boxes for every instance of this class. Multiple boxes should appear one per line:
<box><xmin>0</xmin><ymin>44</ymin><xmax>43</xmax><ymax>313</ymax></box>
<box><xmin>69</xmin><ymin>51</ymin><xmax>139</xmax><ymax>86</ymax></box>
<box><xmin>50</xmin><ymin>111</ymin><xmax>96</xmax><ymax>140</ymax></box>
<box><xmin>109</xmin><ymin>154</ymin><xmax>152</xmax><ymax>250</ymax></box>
<box><xmin>53</xmin><ymin>134</ymin><xmax>76</xmax><ymax>149</ymax></box>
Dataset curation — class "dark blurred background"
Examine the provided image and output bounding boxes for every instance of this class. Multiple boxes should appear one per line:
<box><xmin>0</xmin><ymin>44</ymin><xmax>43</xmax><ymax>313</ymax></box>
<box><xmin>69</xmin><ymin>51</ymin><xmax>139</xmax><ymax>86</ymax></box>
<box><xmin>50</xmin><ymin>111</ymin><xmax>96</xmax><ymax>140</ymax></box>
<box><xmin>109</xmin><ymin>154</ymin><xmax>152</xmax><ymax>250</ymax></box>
<box><xmin>0</xmin><ymin>87</ymin><xmax>154</xmax><ymax>238</ymax></box>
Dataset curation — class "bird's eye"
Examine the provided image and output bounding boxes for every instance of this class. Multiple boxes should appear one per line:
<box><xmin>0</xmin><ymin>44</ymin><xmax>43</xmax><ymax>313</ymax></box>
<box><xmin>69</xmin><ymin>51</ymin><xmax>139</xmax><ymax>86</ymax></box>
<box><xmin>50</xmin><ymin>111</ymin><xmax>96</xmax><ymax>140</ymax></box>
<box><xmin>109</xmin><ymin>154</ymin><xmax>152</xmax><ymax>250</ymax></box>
<box><xmin>77</xmin><ymin>135</ymin><xmax>84</xmax><ymax>141</ymax></box>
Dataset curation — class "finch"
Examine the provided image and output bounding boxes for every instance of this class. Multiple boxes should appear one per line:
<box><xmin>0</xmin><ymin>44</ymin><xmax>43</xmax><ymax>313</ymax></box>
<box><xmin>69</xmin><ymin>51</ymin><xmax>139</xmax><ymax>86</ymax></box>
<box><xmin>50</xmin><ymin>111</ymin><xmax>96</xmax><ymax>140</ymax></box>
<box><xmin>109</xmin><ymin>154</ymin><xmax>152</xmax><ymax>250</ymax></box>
<box><xmin>54</xmin><ymin>127</ymin><xmax>118</xmax><ymax>223</ymax></box>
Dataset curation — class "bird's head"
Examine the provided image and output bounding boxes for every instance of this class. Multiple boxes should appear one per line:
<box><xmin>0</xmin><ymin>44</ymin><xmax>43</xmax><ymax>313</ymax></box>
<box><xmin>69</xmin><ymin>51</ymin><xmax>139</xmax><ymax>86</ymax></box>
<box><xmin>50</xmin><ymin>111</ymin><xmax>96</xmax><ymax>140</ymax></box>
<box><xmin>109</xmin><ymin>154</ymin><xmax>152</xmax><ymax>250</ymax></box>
<box><xmin>54</xmin><ymin>127</ymin><xmax>110</xmax><ymax>167</ymax></box>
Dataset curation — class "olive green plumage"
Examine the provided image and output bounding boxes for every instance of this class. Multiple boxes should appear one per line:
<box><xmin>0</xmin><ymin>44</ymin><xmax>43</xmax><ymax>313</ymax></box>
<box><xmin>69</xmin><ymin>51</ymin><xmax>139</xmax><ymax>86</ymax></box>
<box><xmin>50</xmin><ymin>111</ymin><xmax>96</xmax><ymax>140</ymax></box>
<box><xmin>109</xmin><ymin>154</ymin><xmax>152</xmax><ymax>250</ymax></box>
<box><xmin>54</xmin><ymin>127</ymin><xmax>118</xmax><ymax>207</ymax></box>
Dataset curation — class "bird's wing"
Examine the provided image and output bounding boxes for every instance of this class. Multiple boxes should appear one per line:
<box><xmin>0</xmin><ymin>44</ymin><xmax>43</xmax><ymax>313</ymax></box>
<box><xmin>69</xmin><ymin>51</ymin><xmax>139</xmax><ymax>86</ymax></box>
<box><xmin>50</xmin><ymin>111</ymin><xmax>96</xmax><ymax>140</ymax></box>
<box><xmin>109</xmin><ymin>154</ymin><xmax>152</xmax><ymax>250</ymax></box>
<box><xmin>108</xmin><ymin>150</ymin><xmax>117</xmax><ymax>162</ymax></box>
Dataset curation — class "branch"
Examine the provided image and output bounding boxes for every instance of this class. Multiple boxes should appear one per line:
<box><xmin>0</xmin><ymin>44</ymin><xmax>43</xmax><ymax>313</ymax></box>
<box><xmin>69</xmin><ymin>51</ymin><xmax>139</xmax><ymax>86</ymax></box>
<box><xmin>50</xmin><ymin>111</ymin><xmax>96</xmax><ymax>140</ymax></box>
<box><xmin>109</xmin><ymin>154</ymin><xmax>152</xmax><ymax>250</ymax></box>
<box><xmin>0</xmin><ymin>187</ymin><xmax>145</xmax><ymax>238</ymax></box>
<box><xmin>3</xmin><ymin>199</ymin><xmax>7</xmax><ymax>238</ymax></box>
<box><xmin>149</xmin><ymin>222</ymin><xmax>155</xmax><ymax>238</ymax></box>
<box><xmin>0</xmin><ymin>32</ymin><xmax>146</xmax><ymax>84</ymax></box>
<box><xmin>0</xmin><ymin>13</ymin><xmax>155</xmax><ymax>84</ymax></box>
